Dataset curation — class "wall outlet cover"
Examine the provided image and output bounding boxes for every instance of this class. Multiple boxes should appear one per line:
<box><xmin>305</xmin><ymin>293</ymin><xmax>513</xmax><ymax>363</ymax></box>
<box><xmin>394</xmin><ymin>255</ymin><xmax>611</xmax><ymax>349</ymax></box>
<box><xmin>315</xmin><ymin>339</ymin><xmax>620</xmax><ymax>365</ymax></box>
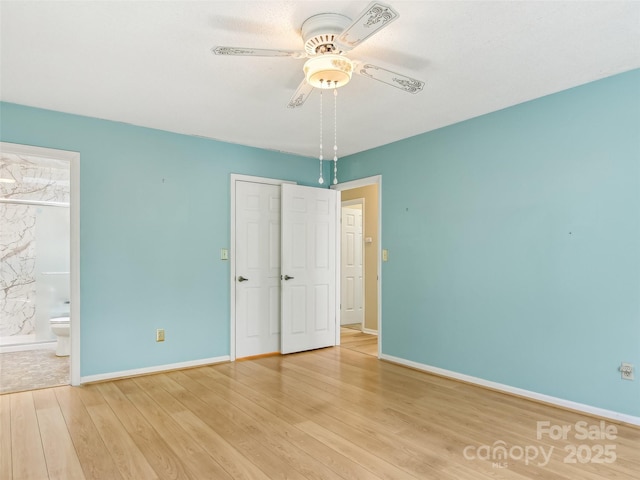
<box><xmin>620</xmin><ymin>363</ymin><xmax>634</xmax><ymax>381</ymax></box>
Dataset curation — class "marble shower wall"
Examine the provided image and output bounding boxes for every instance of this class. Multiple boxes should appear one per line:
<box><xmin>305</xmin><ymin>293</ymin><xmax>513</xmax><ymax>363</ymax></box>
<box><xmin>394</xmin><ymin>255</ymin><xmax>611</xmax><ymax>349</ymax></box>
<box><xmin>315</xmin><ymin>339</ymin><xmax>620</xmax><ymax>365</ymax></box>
<box><xmin>0</xmin><ymin>152</ymin><xmax>70</xmax><ymax>340</ymax></box>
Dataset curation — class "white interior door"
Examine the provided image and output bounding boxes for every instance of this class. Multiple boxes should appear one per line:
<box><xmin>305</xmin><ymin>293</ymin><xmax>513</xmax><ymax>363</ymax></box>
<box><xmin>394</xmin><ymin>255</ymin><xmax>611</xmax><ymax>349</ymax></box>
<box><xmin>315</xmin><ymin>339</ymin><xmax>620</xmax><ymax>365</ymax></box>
<box><xmin>235</xmin><ymin>181</ymin><xmax>281</xmax><ymax>358</ymax></box>
<box><xmin>341</xmin><ymin>206</ymin><xmax>364</xmax><ymax>326</ymax></box>
<box><xmin>281</xmin><ymin>184</ymin><xmax>339</xmax><ymax>354</ymax></box>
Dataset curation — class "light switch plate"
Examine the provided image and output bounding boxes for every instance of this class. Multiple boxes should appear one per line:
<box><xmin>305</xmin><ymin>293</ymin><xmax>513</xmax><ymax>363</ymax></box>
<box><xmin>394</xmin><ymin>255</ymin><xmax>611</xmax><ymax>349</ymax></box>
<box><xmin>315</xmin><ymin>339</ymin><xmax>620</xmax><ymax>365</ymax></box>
<box><xmin>220</xmin><ymin>248</ymin><xmax>229</xmax><ymax>260</ymax></box>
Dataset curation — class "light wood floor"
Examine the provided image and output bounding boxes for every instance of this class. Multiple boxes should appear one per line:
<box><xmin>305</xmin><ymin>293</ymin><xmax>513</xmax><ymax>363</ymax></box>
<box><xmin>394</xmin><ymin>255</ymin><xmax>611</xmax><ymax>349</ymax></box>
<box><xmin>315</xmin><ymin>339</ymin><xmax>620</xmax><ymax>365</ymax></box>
<box><xmin>1</xmin><ymin>346</ymin><xmax>638</xmax><ymax>479</ymax></box>
<box><xmin>340</xmin><ymin>326</ymin><xmax>378</xmax><ymax>356</ymax></box>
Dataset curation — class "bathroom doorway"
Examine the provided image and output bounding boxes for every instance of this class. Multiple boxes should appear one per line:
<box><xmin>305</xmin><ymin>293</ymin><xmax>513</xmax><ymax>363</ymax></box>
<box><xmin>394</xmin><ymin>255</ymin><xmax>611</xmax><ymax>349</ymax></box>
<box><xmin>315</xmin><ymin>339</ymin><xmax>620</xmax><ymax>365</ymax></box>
<box><xmin>0</xmin><ymin>143</ymin><xmax>79</xmax><ymax>393</ymax></box>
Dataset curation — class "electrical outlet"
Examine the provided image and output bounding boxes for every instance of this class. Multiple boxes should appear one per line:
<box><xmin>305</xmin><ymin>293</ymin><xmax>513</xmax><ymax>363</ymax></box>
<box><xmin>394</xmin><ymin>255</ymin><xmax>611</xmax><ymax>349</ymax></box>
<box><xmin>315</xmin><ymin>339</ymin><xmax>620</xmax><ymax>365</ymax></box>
<box><xmin>156</xmin><ymin>328</ymin><xmax>165</xmax><ymax>342</ymax></box>
<box><xmin>620</xmin><ymin>363</ymin><xmax>634</xmax><ymax>381</ymax></box>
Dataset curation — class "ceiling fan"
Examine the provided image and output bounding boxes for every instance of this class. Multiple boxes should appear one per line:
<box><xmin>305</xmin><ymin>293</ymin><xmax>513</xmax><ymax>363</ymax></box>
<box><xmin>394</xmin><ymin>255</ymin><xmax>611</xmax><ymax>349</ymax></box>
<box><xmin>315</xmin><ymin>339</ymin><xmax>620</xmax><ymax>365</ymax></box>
<box><xmin>212</xmin><ymin>2</ymin><xmax>425</xmax><ymax>108</ymax></box>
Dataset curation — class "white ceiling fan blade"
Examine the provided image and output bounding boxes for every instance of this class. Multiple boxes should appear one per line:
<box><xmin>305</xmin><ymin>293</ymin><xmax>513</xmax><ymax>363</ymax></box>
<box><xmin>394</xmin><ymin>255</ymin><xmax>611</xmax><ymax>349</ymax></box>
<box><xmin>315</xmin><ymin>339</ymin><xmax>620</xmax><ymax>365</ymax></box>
<box><xmin>355</xmin><ymin>63</ymin><xmax>425</xmax><ymax>93</ymax></box>
<box><xmin>287</xmin><ymin>79</ymin><xmax>314</xmax><ymax>109</ymax></box>
<box><xmin>335</xmin><ymin>2</ymin><xmax>399</xmax><ymax>51</ymax></box>
<box><xmin>212</xmin><ymin>46</ymin><xmax>306</xmax><ymax>58</ymax></box>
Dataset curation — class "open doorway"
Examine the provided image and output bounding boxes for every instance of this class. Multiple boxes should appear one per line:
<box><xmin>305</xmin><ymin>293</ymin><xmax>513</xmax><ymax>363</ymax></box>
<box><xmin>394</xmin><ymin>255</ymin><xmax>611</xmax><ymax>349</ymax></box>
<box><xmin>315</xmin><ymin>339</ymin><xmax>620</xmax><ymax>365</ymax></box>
<box><xmin>0</xmin><ymin>142</ymin><xmax>80</xmax><ymax>392</ymax></box>
<box><xmin>332</xmin><ymin>176</ymin><xmax>381</xmax><ymax>357</ymax></box>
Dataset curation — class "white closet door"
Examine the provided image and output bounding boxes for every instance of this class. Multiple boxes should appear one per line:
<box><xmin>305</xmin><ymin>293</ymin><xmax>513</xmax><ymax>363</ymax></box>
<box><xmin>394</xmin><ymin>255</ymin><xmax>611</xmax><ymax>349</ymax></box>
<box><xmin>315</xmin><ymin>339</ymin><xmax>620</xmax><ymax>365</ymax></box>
<box><xmin>281</xmin><ymin>184</ymin><xmax>339</xmax><ymax>354</ymax></box>
<box><xmin>235</xmin><ymin>181</ymin><xmax>281</xmax><ymax>358</ymax></box>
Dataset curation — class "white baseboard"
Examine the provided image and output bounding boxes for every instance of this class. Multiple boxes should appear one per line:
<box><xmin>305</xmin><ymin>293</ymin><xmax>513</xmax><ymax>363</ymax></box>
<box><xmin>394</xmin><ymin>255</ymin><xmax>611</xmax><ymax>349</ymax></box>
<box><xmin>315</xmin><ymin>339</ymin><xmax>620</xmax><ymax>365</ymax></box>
<box><xmin>363</xmin><ymin>328</ymin><xmax>378</xmax><ymax>336</ymax></box>
<box><xmin>380</xmin><ymin>353</ymin><xmax>640</xmax><ymax>427</ymax></box>
<box><xmin>0</xmin><ymin>341</ymin><xmax>56</xmax><ymax>353</ymax></box>
<box><xmin>80</xmin><ymin>355</ymin><xmax>230</xmax><ymax>384</ymax></box>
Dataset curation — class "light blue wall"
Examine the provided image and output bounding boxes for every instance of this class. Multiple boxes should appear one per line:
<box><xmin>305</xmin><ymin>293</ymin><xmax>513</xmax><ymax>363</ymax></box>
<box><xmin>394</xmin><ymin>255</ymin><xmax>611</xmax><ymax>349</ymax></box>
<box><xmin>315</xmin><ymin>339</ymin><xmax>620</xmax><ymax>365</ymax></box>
<box><xmin>2</xmin><ymin>69</ymin><xmax>638</xmax><ymax>417</ymax></box>
<box><xmin>0</xmin><ymin>102</ymin><xmax>321</xmax><ymax>376</ymax></box>
<box><xmin>340</xmin><ymin>69</ymin><xmax>640</xmax><ymax>417</ymax></box>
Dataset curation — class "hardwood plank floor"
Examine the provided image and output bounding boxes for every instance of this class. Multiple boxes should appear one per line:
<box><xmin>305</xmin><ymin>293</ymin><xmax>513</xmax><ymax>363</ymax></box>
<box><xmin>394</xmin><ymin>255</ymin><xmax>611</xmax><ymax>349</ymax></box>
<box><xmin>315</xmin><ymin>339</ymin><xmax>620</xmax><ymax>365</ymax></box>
<box><xmin>32</xmin><ymin>389</ymin><xmax>85</xmax><ymax>480</ymax></box>
<box><xmin>340</xmin><ymin>326</ymin><xmax>378</xmax><ymax>356</ymax></box>
<box><xmin>1</xmin><ymin>346</ymin><xmax>638</xmax><ymax>479</ymax></box>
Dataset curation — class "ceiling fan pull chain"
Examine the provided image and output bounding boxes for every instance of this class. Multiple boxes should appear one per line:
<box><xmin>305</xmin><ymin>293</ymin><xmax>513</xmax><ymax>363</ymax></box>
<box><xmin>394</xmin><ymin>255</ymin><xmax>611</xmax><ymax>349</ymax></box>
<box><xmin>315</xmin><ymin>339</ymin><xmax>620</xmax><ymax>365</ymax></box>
<box><xmin>333</xmin><ymin>86</ymin><xmax>338</xmax><ymax>185</ymax></box>
<box><xmin>318</xmin><ymin>83</ymin><xmax>324</xmax><ymax>185</ymax></box>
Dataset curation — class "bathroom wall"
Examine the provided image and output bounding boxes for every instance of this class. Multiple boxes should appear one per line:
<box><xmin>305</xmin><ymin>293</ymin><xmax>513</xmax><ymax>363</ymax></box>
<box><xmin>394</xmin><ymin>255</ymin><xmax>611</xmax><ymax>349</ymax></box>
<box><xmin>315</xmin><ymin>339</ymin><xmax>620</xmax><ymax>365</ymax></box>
<box><xmin>0</xmin><ymin>152</ymin><xmax>70</xmax><ymax>344</ymax></box>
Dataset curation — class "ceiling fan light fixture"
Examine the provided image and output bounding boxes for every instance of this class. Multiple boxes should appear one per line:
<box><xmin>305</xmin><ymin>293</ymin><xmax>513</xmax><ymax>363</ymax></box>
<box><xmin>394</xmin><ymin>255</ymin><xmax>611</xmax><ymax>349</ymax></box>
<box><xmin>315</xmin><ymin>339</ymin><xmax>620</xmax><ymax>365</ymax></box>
<box><xmin>304</xmin><ymin>54</ymin><xmax>353</xmax><ymax>89</ymax></box>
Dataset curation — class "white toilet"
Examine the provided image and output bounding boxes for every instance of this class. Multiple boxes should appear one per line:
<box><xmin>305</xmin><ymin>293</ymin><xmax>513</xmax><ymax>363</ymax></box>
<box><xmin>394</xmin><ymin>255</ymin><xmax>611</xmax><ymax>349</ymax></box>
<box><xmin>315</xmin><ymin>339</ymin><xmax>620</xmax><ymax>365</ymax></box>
<box><xmin>50</xmin><ymin>317</ymin><xmax>70</xmax><ymax>356</ymax></box>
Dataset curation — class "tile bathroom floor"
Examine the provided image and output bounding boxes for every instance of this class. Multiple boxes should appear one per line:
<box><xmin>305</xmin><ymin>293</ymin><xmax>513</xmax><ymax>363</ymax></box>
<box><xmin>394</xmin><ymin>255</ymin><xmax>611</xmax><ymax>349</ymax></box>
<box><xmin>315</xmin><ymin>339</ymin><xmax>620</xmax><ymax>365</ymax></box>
<box><xmin>0</xmin><ymin>346</ymin><xmax>69</xmax><ymax>394</ymax></box>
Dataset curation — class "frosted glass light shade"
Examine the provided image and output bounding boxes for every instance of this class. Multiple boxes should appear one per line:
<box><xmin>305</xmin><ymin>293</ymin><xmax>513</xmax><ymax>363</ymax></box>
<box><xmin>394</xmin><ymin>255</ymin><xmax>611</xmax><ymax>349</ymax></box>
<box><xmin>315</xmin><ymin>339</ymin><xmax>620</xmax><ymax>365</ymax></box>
<box><xmin>304</xmin><ymin>54</ymin><xmax>353</xmax><ymax>88</ymax></box>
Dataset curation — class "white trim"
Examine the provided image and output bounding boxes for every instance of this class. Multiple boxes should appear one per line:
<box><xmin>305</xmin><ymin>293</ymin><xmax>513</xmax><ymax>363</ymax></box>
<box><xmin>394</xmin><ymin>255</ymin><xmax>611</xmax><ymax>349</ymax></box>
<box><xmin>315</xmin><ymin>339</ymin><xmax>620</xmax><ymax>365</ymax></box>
<box><xmin>70</xmin><ymin>147</ymin><xmax>81</xmax><ymax>386</ymax></box>
<box><xmin>332</xmin><ymin>175</ymin><xmax>382</xmax><ymax>359</ymax></box>
<box><xmin>381</xmin><ymin>353</ymin><xmax>640</xmax><ymax>427</ymax></box>
<box><xmin>229</xmin><ymin>174</ymin><xmax>295</xmax><ymax>361</ymax></box>
<box><xmin>80</xmin><ymin>356</ymin><xmax>230</xmax><ymax>384</ymax></box>
<box><xmin>333</xmin><ymin>175</ymin><xmax>382</xmax><ymax>191</ymax></box>
<box><xmin>0</xmin><ymin>142</ymin><xmax>78</xmax><ymax>161</ymax></box>
<box><xmin>230</xmin><ymin>174</ymin><xmax>296</xmax><ymax>186</ymax></box>
<box><xmin>334</xmin><ymin>190</ymin><xmax>341</xmax><ymax>346</ymax></box>
<box><xmin>0</xmin><ymin>341</ymin><xmax>57</xmax><ymax>354</ymax></box>
<box><xmin>341</xmin><ymin>198</ymin><xmax>364</xmax><ymax>208</ymax></box>
<box><xmin>362</xmin><ymin>328</ymin><xmax>378</xmax><ymax>336</ymax></box>
<box><xmin>0</xmin><ymin>142</ymin><xmax>81</xmax><ymax>387</ymax></box>
<box><xmin>0</xmin><ymin>198</ymin><xmax>69</xmax><ymax>207</ymax></box>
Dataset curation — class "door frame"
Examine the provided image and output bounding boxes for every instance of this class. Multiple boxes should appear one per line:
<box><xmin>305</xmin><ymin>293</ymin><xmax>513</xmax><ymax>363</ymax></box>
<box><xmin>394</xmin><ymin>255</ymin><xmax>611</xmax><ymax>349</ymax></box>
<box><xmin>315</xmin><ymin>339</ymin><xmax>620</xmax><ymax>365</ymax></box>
<box><xmin>229</xmin><ymin>174</ymin><xmax>295</xmax><ymax>361</ymax></box>
<box><xmin>332</xmin><ymin>175</ymin><xmax>382</xmax><ymax>358</ymax></box>
<box><xmin>0</xmin><ymin>142</ymin><xmax>81</xmax><ymax>386</ymax></box>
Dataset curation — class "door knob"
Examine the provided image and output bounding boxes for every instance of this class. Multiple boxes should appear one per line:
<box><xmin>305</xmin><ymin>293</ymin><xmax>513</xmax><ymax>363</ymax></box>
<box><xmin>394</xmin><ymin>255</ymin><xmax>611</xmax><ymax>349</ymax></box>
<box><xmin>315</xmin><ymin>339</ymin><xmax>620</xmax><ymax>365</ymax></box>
<box><xmin>237</xmin><ymin>275</ymin><xmax>249</xmax><ymax>282</ymax></box>
<box><xmin>284</xmin><ymin>275</ymin><xmax>294</xmax><ymax>280</ymax></box>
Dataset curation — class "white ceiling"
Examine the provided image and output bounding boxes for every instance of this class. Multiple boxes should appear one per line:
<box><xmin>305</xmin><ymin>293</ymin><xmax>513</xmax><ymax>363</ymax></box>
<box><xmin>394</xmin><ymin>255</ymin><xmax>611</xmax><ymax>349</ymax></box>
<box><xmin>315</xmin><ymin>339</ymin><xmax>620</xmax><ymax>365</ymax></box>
<box><xmin>1</xmin><ymin>1</ymin><xmax>639</xmax><ymax>158</ymax></box>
